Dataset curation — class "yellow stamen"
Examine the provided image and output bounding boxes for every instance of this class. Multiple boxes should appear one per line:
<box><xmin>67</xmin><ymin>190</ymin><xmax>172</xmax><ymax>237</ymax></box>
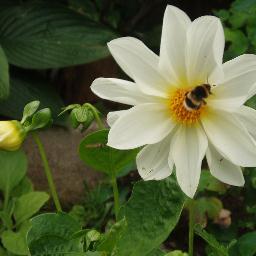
<box><xmin>169</xmin><ymin>88</ymin><xmax>206</xmax><ymax>125</ymax></box>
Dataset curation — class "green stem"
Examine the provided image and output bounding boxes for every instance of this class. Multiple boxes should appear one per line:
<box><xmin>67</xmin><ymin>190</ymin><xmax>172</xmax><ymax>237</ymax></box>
<box><xmin>108</xmin><ymin>145</ymin><xmax>120</xmax><ymax>221</ymax></box>
<box><xmin>32</xmin><ymin>132</ymin><xmax>62</xmax><ymax>212</ymax></box>
<box><xmin>188</xmin><ymin>199</ymin><xmax>195</xmax><ymax>256</ymax></box>
<box><xmin>111</xmin><ymin>175</ymin><xmax>120</xmax><ymax>220</ymax></box>
<box><xmin>86</xmin><ymin>103</ymin><xmax>104</xmax><ymax>129</ymax></box>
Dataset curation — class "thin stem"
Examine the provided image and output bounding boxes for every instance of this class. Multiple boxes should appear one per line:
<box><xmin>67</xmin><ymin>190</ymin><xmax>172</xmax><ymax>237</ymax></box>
<box><xmin>85</xmin><ymin>103</ymin><xmax>104</xmax><ymax>130</ymax></box>
<box><xmin>188</xmin><ymin>199</ymin><xmax>195</xmax><ymax>256</ymax></box>
<box><xmin>109</xmin><ymin>147</ymin><xmax>119</xmax><ymax>221</ymax></box>
<box><xmin>32</xmin><ymin>132</ymin><xmax>62</xmax><ymax>212</ymax></box>
<box><xmin>111</xmin><ymin>175</ymin><xmax>120</xmax><ymax>220</ymax></box>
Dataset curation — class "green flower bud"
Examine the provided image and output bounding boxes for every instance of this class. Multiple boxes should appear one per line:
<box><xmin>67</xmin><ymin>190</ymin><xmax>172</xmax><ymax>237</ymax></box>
<box><xmin>0</xmin><ymin>121</ymin><xmax>26</xmax><ymax>151</ymax></box>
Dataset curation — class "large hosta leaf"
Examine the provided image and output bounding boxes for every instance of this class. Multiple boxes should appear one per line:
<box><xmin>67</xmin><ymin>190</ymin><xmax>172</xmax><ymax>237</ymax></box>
<box><xmin>0</xmin><ymin>3</ymin><xmax>116</xmax><ymax>69</ymax></box>
<box><xmin>112</xmin><ymin>177</ymin><xmax>186</xmax><ymax>256</ymax></box>
<box><xmin>0</xmin><ymin>74</ymin><xmax>64</xmax><ymax>123</ymax></box>
<box><xmin>0</xmin><ymin>46</ymin><xmax>9</xmax><ymax>99</ymax></box>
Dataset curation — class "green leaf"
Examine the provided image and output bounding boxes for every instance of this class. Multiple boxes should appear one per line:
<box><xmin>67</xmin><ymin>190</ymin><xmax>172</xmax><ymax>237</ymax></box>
<box><xmin>21</xmin><ymin>101</ymin><xmax>40</xmax><ymax>123</ymax></box>
<box><xmin>59</xmin><ymin>104</ymin><xmax>80</xmax><ymax>116</ymax></box>
<box><xmin>232</xmin><ymin>0</ymin><xmax>256</xmax><ymax>12</ymax></box>
<box><xmin>97</xmin><ymin>218</ymin><xmax>126</xmax><ymax>253</ymax></box>
<box><xmin>0</xmin><ymin>3</ymin><xmax>116</xmax><ymax>69</ymax></box>
<box><xmin>0</xmin><ymin>211</ymin><xmax>12</xmax><ymax>229</ymax></box>
<box><xmin>224</xmin><ymin>28</ymin><xmax>248</xmax><ymax>60</ymax></box>
<box><xmin>229</xmin><ymin>231</ymin><xmax>256</xmax><ymax>256</ymax></box>
<box><xmin>27</xmin><ymin>108</ymin><xmax>52</xmax><ymax>131</ymax></box>
<box><xmin>14</xmin><ymin>191</ymin><xmax>49</xmax><ymax>225</ymax></box>
<box><xmin>113</xmin><ymin>177</ymin><xmax>186</xmax><ymax>256</ymax></box>
<box><xmin>1</xmin><ymin>221</ymin><xmax>31</xmax><ymax>255</ymax></box>
<box><xmin>27</xmin><ymin>212</ymin><xmax>84</xmax><ymax>255</ymax></box>
<box><xmin>0</xmin><ymin>46</ymin><xmax>9</xmax><ymax>99</ymax></box>
<box><xmin>0</xmin><ymin>150</ymin><xmax>27</xmax><ymax>199</ymax></box>
<box><xmin>214</xmin><ymin>9</ymin><xmax>230</xmax><ymax>22</ymax></box>
<box><xmin>79</xmin><ymin>130</ymin><xmax>139</xmax><ymax>176</ymax></box>
<box><xmin>164</xmin><ymin>251</ymin><xmax>188</xmax><ymax>256</ymax></box>
<box><xmin>0</xmin><ymin>75</ymin><xmax>64</xmax><ymax>124</ymax></box>
<box><xmin>198</xmin><ymin>171</ymin><xmax>227</xmax><ymax>194</ymax></box>
<box><xmin>84</xmin><ymin>252</ymin><xmax>106</xmax><ymax>256</ymax></box>
<box><xmin>146</xmin><ymin>249</ymin><xmax>165</xmax><ymax>256</ymax></box>
<box><xmin>194</xmin><ymin>225</ymin><xmax>229</xmax><ymax>256</ymax></box>
<box><xmin>0</xmin><ymin>246</ymin><xmax>7</xmax><ymax>256</ymax></box>
<box><xmin>11</xmin><ymin>177</ymin><xmax>33</xmax><ymax>197</ymax></box>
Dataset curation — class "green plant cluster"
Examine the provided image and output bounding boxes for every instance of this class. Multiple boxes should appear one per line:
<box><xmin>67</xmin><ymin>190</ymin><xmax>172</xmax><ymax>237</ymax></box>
<box><xmin>215</xmin><ymin>0</ymin><xmax>256</xmax><ymax>61</ymax></box>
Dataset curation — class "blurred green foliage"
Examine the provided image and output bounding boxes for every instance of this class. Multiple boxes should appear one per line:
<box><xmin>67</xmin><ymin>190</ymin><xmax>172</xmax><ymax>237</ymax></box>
<box><xmin>215</xmin><ymin>0</ymin><xmax>256</xmax><ymax>60</ymax></box>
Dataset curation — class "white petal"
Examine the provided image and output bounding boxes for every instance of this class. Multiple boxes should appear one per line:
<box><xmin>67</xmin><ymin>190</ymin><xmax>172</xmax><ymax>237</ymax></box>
<box><xmin>171</xmin><ymin>125</ymin><xmax>208</xmax><ymax>198</ymax></box>
<box><xmin>206</xmin><ymin>143</ymin><xmax>244</xmax><ymax>186</ymax></box>
<box><xmin>107</xmin><ymin>110</ymin><xmax>127</xmax><ymax>127</ymax></box>
<box><xmin>202</xmin><ymin>110</ymin><xmax>256</xmax><ymax>167</ymax></box>
<box><xmin>159</xmin><ymin>5</ymin><xmax>191</xmax><ymax>86</ymax></box>
<box><xmin>108</xmin><ymin>103</ymin><xmax>175</xmax><ymax>149</ymax></box>
<box><xmin>91</xmin><ymin>78</ymin><xmax>157</xmax><ymax>105</ymax></box>
<box><xmin>137</xmin><ymin>136</ymin><xmax>173</xmax><ymax>180</ymax></box>
<box><xmin>209</xmin><ymin>54</ymin><xmax>256</xmax><ymax>110</ymax></box>
<box><xmin>235</xmin><ymin>106</ymin><xmax>256</xmax><ymax>139</ymax></box>
<box><xmin>108</xmin><ymin>37</ymin><xmax>170</xmax><ymax>97</ymax></box>
<box><xmin>186</xmin><ymin>16</ymin><xmax>224</xmax><ymax>86</ymax></box>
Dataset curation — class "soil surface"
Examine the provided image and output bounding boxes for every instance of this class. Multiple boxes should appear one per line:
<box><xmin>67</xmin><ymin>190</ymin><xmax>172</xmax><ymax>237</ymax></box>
<box><xmin>23</xmin><ymin>126</ymin><xmax>102</xmax><ymax>209</ymax></box>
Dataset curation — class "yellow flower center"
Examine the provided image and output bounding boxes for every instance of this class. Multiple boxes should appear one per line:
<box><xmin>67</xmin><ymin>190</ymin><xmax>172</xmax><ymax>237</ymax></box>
<box><xmin>169</xmin><ymin>88</ymin><xmax>206</xmax><ymax>125</ymax></box>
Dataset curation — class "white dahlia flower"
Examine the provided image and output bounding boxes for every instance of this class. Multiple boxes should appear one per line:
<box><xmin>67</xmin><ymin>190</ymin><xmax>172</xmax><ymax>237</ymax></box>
<box><xmin>91</xmin><ymin>5</ymin><xmax>256</xmax><ymax>197</ymax></box>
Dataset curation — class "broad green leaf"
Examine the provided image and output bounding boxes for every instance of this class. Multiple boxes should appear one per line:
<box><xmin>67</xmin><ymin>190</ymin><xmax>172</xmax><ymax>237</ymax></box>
<box><xmin>0</xmin><ymin>75</ymin><xmax>64</xmax><ymax>124</ymax></box>
<box><xmin>194</xmin><ymin>225</ymin><xmax>229</xmax><ymax>256</ymax></box>
<box><xmin>11</xmin><ymin>177</ymin><xmax>33</xmax><ymax>197</ymax></box>
<box><xmin>0</xmin><ymin>150</ymin><xmax>27</xmax><ymax>200</ymax></box>
<box><xmin>0</xmin><ymin>46</ymin><xmax>9</xmax><ymax>99</ymax></box>
<box><xmin>27</xmin><ymin>212</ymin><xmax>84</xmax><ymax>255</ymax></box>
<box><xmin>21</xmin><ymin>101</ymin><xmax>40</xmax><ymax>123</ymax></box>
<box><xmin>68</xmin><ymin>0</ymin><xmax>100</xmax><ymax>22</ymax></box>
<box><xmin>113</xmin><ymin>177</ymin><xmax>186</xmax><ymax>256</ymax></box>
<box><xmin>0</xmin><ymin>246</ymin><xmax>7</xmax><ymax>256</ymax></box>
<box><xmin>1</xmin><ymin>221</ymin><xmax>31</xmax><ymax>255</ymax></box>
<box><xmin>146</xmin><ymin>249</ymin><xmax>165</xmax><ymax>256</ymax></box>
<box><xmin>79</xmin><ymin>130</ymin><xmax>139</xmax><ymax>176</ymax></box>
<box><xmin>14</xmin><ymin>191</ymin><xmax>49</xmax><ymax>225</ymax></box>
<box><xmin>229</xmin><ymin>231</ymin><xmax>256</xmax><ymax>256</ymax></box>
<box><xmin>0</xmin><ymin>3</ymin><xmax>116</xmax><ymax>69</ymax></box>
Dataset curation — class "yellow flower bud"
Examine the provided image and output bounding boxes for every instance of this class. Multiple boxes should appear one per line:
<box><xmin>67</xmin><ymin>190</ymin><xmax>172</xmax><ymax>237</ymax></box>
<box><xmin>0</xmin><ymin>121</ymin><xmax>26</xmax><ymax>151</ymax></box>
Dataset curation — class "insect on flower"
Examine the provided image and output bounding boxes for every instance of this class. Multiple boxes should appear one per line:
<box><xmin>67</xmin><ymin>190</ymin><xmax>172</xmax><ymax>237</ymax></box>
<box><xmin>91</xmin><ymin>5</ymin><xmax>256</xmax><ymax>197</ymax></box>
